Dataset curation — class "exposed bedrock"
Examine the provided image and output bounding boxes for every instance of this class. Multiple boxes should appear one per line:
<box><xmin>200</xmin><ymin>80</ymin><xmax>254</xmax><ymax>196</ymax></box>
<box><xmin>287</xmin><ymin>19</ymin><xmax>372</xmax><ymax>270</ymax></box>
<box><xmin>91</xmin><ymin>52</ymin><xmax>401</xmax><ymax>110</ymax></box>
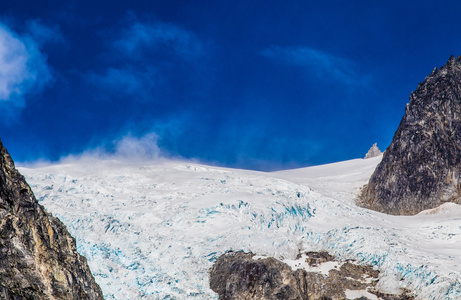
<box><xmin>209</xmin><ymin>251</ymin><xmax>413</xmax><ymax>300</ymax></box>
<box><xmin>360</xmin><ymin>55</ymin><xmax>461</xmax><ymax>215</ymax></box>
<box><xmin>0</xmin><ymin>139</ymin><xmax>103</xmax><ymax>299</ymax></box>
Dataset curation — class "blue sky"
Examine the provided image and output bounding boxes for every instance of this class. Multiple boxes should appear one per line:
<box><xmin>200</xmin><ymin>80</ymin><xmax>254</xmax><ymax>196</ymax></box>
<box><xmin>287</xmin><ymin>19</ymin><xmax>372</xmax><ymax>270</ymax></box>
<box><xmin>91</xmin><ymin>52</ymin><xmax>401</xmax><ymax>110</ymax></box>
<box><xmin>1</xmin><ymin>1</ymin><xmax>461</xmax><ymax>170</ymax></box>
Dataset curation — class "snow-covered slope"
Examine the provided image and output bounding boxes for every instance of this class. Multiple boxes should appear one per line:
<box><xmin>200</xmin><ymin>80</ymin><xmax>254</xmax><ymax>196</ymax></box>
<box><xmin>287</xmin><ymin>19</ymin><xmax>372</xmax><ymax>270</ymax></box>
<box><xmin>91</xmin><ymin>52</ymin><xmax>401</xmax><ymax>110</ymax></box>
<box><xmin>19</xmin><ymin>156</ymin><xmax>461</xmax><ymax>299</ymax></box>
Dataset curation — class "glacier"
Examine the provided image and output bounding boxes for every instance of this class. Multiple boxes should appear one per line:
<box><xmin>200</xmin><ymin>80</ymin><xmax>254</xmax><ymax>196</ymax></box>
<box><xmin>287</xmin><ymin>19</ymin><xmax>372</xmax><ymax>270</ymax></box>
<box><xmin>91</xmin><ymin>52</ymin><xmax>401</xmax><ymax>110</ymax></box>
<box><xmin>19</xmin><ymin>155</ymin><xmax>461</xmax><ymax>299</ymax></box>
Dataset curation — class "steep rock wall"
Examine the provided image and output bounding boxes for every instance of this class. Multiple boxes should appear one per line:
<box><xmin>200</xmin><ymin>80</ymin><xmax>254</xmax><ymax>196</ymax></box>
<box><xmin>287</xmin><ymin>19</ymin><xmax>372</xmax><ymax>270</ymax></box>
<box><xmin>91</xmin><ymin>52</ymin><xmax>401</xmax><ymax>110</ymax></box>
<box><xmin>0</xmin><ymin>140</ymin><xmax>103</xmax><ymax>299</ymax></box>
<box><xmin>360</xmin><ymin>55</ymin><xmax>461</xmax><ymax>215</ymax></box>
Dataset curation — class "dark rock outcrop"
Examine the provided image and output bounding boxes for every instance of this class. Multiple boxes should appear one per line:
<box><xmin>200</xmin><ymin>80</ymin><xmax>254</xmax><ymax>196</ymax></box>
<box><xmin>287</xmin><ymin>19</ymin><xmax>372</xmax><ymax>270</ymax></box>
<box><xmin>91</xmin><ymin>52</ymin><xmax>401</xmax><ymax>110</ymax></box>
<box><xmin>210</xmin><ymin>251</ymin><xmax>305</xmax><ymax>300</ymax></box>
<box><xmin>210</xmin><ymin>251</ymin><xmax>413</xmax><ymax>300</ymax></box>
<box><xmin>360</xmin><ymin>55</ymin><xmax>461</xmax><ymax>215</ymax></box>
<box><xmin>0</xmin><ymin>140</ymin><xmax>103</xmax><ymax>299</ymax></box>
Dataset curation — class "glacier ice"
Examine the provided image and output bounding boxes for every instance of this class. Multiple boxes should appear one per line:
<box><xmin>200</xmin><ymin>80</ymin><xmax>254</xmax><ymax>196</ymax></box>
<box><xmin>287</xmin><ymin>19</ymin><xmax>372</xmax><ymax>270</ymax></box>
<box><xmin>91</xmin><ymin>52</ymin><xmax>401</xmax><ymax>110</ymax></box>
<box><xmin>19</xmin><ymin>156</ymin><xmax>461</xmax><ymax>299</ymax></box>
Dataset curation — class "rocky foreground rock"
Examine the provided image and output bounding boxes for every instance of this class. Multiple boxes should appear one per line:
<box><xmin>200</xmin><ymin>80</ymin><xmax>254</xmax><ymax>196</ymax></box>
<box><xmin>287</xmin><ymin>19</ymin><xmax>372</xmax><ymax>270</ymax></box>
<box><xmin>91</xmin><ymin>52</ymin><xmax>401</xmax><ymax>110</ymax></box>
<box><xmin>360</xmin><ymin>55</ymin><xmax>461</xmax><ymax>215</ymax></box>
<box><xmin>210</xmin><ymin>251</ymin><xmax>413</xmax><ymax>300</ymax></box>
<box><xmin>0</xmin><ymin>140</ymin><xmax>103</xmax><ymax>299</ymax></box>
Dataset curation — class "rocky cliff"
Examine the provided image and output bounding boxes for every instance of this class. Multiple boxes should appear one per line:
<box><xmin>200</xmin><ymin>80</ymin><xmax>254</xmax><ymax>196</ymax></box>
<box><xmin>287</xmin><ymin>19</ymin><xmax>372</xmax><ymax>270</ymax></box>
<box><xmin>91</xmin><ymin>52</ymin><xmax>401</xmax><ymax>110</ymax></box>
<box><xmin>359</xmin><ymin>55</ymin><xmax>461</xmax><ymax>215</ymax></box>
<box><xmin>0</xmin><ymin>140</ymin><xmax>103</xmax><ymax>299</ymax></box>
<box><xmin>210</xmin><ymin>251</ymin><xmax>413</xmax><ymax>300</ymax></box>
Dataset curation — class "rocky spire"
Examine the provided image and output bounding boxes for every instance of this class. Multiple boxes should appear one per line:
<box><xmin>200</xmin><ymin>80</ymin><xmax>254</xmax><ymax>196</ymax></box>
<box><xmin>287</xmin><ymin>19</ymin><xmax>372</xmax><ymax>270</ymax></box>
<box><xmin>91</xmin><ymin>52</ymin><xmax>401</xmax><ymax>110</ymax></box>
<box><xmin>364</xmin><ymin>143</ymin><xmax>382</xmax><ymax>159</ymax></box>
<box><xmin>359</xmin><ymin>55</ymin><xmax>461</xmax><ymax>215</ymax></box>
<box><xmin>0</xmin><ymin>139</ymin><xmax>103</xmax><ymax>299</ymax></box>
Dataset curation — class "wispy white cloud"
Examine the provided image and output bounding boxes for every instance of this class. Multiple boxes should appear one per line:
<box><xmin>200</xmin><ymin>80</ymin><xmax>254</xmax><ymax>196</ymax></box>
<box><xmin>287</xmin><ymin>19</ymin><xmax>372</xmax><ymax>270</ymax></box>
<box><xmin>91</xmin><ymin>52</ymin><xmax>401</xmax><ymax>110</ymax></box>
<box><xmin>113</xmin><ymin>133</ymin><xmax>161</xmax><ymax>160</ymax></box>
<box><xmin>114</xmin><ymin>20</ymin><xmax>205</xmax><ymax>61</ymax></box>
<box><xmin>262</xmin><ymin>46</ymin><xmax>359</xmax><ymax>85</ymax></box>
<box><xmin>88</xmin><ymin>16</ymin><xmax>208</xmax><ymax>101</ymax></box>
<box><xmin>55</xmin><ymin>132</ymin><xmax>164</xmax><ymax>164</ymax></box>
<box><xmin>88</xmin><ymin>67</ymin><xmax>159</xmax><ymax>98</ymax></box>
<box><xmin>26</xmin><ymin>20</ymin><xmax>65</xmax><ymax>46</ymax></box>
<box><xmin>0</xmin><ymin>22</ymin><xmax>51</xmax><ymax>107</ymax></box>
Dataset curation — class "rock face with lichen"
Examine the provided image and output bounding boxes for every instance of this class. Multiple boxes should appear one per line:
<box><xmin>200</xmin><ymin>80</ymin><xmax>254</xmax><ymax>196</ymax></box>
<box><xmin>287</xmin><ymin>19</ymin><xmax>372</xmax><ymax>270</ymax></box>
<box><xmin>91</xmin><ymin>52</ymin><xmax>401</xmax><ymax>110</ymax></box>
<box><xmin>0</xmin><ymin>139</ymin><xmax>103</xmax><ymax>299</ymax></box>
<box><xmin>359</xmin><ymin>55</ymin><xmax>461</xmax><ymax>215</ymax></box>
<box><xmin>209</xmin><ymin>251</ymin><xmax>413</xmax><ymax>300</ymax></box>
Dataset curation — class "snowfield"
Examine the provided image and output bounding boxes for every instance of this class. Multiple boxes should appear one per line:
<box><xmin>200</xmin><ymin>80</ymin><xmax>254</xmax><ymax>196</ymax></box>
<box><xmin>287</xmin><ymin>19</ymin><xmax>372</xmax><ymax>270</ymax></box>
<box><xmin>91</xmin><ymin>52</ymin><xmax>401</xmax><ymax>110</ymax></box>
<box><xmin>19</xmin><ymin>156</ymin><xmax>461</xmax><ymax>299</ymax></box>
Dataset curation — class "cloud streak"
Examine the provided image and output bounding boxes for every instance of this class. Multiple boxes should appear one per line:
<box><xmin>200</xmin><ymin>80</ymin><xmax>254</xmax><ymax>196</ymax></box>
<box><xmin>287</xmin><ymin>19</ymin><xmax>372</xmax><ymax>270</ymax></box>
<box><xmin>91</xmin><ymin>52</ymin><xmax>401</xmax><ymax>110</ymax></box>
<box><xmin>113</xmin><ymin>133</ymin><xmax>162</xmax><ymax>160</ymax></box>
<box><xmin>114</xmin><ymin>20</ymin><xmax>205</xmax><ymax>61</ymax></box>
<box><xmin>88</xmin><ymin>16</ymin><xmax>208</xmax><ymax>101</ymax></box>
<box><xmin>262</xmin><ymin>46</ymin><xmax>359</xmax><ymax>85</ymax></box>
<box><xmin>48</xmin><ymin>132</ymin><xmax>165</xmax><ymax>166</ymax></box>
<box><xmin>26</xmin><ymin>20</ymin><xmax>65</xmax><ymax>46</ymax></box>
<box><xmin>88</xmin><ymin>67</ymin><xmax>158</xmax><ymax>99</ymax></box>
<box><xmin>0</xmin><ymin>22</ymin><xmax>51</xmax><ymax>108</ymax></box>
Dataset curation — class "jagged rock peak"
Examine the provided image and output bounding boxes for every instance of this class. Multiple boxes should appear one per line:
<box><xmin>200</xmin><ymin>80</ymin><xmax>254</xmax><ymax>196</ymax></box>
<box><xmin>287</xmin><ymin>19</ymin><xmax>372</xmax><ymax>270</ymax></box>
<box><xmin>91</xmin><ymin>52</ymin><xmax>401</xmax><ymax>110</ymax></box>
<box><xmin>364</xmin><ymin>143</ymin><xmax>382</xmax><ymax>159</ymax></box>
<box><xmin>427</xmin><ymin>55</ymin><xmax>461</xmax><ymax>78</ymax></box>
<box><xmin>0</xmin><ymin>139</ymin><xmax>104</xmax><ymax>299</ymax></box>
<box><xmin>359</xmin><ymin>55</ymin><xmax>461</xmax><ymax>215</ymax></box>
